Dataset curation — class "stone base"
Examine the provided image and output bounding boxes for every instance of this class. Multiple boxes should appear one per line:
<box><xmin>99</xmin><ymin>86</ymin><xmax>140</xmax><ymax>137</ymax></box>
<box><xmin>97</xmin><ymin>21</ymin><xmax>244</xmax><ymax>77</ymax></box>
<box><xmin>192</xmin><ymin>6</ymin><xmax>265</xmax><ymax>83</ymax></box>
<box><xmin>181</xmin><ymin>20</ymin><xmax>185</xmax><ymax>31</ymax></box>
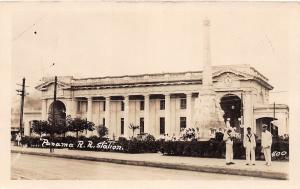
<box><xmin>193</xmin><ymin>88</ymin><xmax>225</xmax><ymax>140</ymax></box>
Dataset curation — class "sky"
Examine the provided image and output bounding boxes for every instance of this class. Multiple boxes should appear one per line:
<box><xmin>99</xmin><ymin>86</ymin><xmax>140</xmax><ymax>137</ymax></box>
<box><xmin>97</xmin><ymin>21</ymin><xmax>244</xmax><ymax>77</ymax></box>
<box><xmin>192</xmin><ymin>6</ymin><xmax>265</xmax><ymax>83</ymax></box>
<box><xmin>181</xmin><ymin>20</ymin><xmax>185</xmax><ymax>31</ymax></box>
<box><xmin>11</xmin><ymin>2</ymin><xmax>292</xmax><ymax>104</ymax></box>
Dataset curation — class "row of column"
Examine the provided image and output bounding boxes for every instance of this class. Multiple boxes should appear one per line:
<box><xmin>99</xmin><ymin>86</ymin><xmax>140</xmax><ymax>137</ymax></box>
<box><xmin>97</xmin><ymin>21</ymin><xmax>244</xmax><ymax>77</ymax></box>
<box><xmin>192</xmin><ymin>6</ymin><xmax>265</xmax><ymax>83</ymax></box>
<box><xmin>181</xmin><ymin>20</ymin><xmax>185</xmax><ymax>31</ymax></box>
<box><xmin>40</xmin><ymin>91</ymin><xmax>255</xmax><ymax>138</ymax></box>
<box><xmin>84</xmin><ymin>93</ymin><xmax>193</xmax><ymax>138</ymax></box>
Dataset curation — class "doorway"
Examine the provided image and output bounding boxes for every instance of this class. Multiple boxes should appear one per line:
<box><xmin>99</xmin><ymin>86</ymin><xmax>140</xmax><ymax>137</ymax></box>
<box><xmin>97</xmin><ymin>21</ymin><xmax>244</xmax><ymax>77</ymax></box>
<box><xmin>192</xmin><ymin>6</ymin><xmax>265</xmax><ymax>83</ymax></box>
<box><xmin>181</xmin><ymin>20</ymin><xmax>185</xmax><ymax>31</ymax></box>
<box><xmin>220</xmin><ymin>94</ymin><xmax>242</xmax><ymax>133</ymax></box>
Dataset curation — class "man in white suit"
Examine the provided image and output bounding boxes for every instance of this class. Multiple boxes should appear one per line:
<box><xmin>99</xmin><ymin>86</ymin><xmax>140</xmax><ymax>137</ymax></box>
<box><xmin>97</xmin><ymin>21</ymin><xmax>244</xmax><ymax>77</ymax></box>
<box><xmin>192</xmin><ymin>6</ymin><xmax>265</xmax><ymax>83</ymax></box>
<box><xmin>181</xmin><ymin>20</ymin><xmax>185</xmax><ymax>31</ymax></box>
<box><xmin>224</xmin><ymin>128</ymin><xmax>234</xmax><ymax>165</ymax></box>
<box><xmin>261</xmin><ymin>124</ymin><xmax>273</xmax><ymax>166</ymax></box>
<box><xmin>243</xmin><ymin>127</ymin><xmax>256</xmax><ymax>165</ymax></box>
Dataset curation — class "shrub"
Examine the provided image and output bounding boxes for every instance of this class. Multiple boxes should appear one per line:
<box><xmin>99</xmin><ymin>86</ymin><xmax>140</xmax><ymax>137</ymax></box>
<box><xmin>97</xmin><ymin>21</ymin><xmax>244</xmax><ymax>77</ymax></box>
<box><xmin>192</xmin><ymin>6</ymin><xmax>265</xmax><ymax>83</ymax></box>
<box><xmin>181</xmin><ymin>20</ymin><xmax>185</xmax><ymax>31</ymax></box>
<box><xmin>162</xmin><ymin>139</ymin><xmax>289</xmax><ymax>161</ymax></box>
<box><xmin>19</xmin><ymin>135</ymin><xmax>289</xmax><ymax>160</ymax></box>
<box><xmin>142</xmin><ymin>134</ymin><xmax>155</xmax><ymax>142</ymax></box>
<box><xmin>64</xmin><ymin>136</ymin><xmax>77</xmax><ymax>144</ymax></box>
<box><xmin>20</xmin><ymin>136</ymin><xmax>30</xmax><ymax>146</ymax></box>
<box><xmin>97</xmin><ymin>125</ymin><xmax>108</xmax><ymax>138</ymax></box>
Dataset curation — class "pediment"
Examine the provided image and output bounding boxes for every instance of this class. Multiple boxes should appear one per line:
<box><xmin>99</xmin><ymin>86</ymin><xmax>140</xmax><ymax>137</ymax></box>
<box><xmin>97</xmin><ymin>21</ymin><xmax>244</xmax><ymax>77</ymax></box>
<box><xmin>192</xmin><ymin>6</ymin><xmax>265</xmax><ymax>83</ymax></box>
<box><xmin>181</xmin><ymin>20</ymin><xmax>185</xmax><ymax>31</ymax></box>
<box><xmin>35</xmin><ymin>80</ymin><xmax>71</xmax><ymax>91</ymax></box>
<box><xmin>213</xmin><ymin>68</ymin><xmax>251</xmax><ymax>81</ymax></box>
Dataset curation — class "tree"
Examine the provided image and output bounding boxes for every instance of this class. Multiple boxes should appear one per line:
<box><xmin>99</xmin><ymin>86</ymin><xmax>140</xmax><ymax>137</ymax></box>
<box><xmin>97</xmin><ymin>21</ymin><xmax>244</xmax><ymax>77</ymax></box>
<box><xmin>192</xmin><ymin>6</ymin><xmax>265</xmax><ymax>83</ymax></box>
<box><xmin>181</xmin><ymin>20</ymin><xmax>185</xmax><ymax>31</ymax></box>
<box><xmin>31</xmin><ymin>118</ymin><xmax>67</xmax><ymax>137</ymax></box>
<box><xmin>66</xmin><ymin>116</ymin><xmax>95</xmax><ymax>139</ymax></box>
<box><xmin>98</xmin><ymin>125</ymin><xmax>108</xmax><ymax>138</ymax></box>
<box><xmin>48</xmin><ymin>113</ymin><xmax>68</xmax><ymax>137</ymax></box>
<box><xmin>128</xmin><ymin>123</ymin><xmax>139</xmax><ymax>138</ymax></box>
<box><xmin>32</xmin><ymin>120</ymin><xmax>50</xmax><ymax>137</ymax></box>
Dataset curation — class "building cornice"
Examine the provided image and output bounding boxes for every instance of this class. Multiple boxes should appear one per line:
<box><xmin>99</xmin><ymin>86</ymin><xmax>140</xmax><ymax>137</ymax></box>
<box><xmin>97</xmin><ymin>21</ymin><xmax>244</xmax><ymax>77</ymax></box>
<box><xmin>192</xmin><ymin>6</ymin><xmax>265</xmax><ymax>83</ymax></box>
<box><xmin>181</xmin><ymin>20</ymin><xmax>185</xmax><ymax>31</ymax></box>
<box><xmin>254</xmin><ymin>104</ymin><xmax>289</xmax><ymax>111</ymax></box>
<box><xmin>35</xmin><ymin>64</ymin><xmax>274</xmax><ymax>91</ymax></box>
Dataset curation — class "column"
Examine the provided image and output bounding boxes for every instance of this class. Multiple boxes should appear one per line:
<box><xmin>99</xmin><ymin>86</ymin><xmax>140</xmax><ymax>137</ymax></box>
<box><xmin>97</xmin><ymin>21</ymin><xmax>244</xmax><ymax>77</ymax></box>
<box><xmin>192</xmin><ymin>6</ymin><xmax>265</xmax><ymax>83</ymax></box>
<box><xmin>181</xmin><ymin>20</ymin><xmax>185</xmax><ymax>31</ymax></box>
<box><xmin>165</xmin><ymin>94</ymin><xmax>171</xmax><ymax>135</ymax></box>
<box><xmin>24</xmin><ymin>121</ymin><xmax>30</xmax><ymax>136</ymax></box>
<box><xmin>202</xmin><ymin>19</ymin><xmax>213</xmax><ymax>87</ymax></box>
<box><xmin>66</xmin><ymin>98</ymin><xmax>76</xmax><ymax>118</ymax></box>
<box><xmin>144</xmin><ymin>94</ymin><xmax>150</xmax><ymax>134</ymax></box>
<box><xmin>186</xmin><ymin>93</ymin><xmax>192</xmax><ymax>128</ymax></box>
<box><xmin>87</xmin><ymin>97</ymin><xmax>93</xmax><ymax>137</ymax></box>
<box><xmin>42</xmin><ymin>99</ymin><xmax>47</xmax><ymax>120</ymax></box>
<box><xmin>87</xmin><ymin>97</ymin><xmax>93</xmax><ymax>121</ymax></box>
<box><xmin>243</xmin><ymin>91</ymin><xmax>253</xmax><ymax>133</ymax></box>
<box><xmin>66</xmin><ymin>98</ymin><xmax>76</xmax><ymax>137</ymax></box>
<box><xmin>124</xmin><ymin>95</ymin><xmax>130</xmax><ymax>138</ymax></box>
<box><xmin>105</xmin><ymin>96</ymin><xmax>111</xmax><ymax>138</ymax></box>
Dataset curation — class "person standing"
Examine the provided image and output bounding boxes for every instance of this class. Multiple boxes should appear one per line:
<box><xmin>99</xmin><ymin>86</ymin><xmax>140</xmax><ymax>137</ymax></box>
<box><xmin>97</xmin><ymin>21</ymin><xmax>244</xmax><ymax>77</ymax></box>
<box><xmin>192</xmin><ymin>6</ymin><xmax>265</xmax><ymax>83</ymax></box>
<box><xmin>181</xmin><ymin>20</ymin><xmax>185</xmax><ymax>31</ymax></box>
<box><xmin>16</xmin><ymin>132</ymin><xmax>21</xmax><ymax>146</ymax></box>
<box><xmin>261</xmin><ymin>124</ymin><xmax>273</xmax><ymax>166</ymax></box>
<box><xmin>224</xmin><ymin>128</ymin><xmax>234</xmax><ymax>165</ymax></box>
<box><xmin>243</xmin><ymin>127</ymin><xmax>256</xmax><ymax>165</ymax></box>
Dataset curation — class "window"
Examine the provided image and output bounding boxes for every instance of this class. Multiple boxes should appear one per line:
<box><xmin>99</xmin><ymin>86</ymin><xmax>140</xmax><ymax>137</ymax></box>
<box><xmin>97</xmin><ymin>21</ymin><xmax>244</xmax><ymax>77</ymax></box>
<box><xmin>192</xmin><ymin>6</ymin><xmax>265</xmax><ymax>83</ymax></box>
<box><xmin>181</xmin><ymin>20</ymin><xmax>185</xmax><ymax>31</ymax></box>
<box><xmin>180</xmin><ymin>117</ymin><xmax>186</xmax><ymax>129</ymax></box>
<box><xmin>271</xmin><ymin>125</ymin><xmax>279</xmax><ymax>137</ymax></box>
<box><xmin>210</xmin><ymin>128</ymin><xmax>217</xmax><ymax>138</ymax></box>
<box><xmin>140</xmin><ymin>118</ymin><xmax>144</xmax><ymax>134</ymax></box>
<box><xmin>103</xmin><ymin>101</ymin><xmax>106</xmax><ymax>111</ymax></box>
<box><xmin>160</xmin><ymin>100</ymin><xmax>165</xmax><ymax>110</ymax></box>
<box><xmin>140</xmin><ymin>100</ymin><xmax>144</xmax><ymax>111</ymax></box>
<box><xmin>29</xmin><ymin>121</ymin><xmax>32</xmax><ymax>136</ymax></box>
<box><xmin>103</xmin><ymin>118</ymin><xmax>105</xmax><ymax>126</ymax></box>
<box><xmin>77</xmin><ymin>100</ymin><xmax>87</xmax><ymax>113</ymax></box>
<box><xmin>160</xmin><ymin>117</ymin><xmax>165</xmax><ymax>135</ymax></box>
<box><xmin>121</xmin><ymin>118</ymin><xmax>124</xmax><ymax>135</ymax></box>
<box><xmin>121</xmin><ymin>101</ymin><xmax>124</xmax><ymax>111</ymax></box>
<box><xmin>180</xmin><ymin>98</ymin><xmax>187</xmax><ymax>109</ymax></box>
<box><xmin>210</xmin><ymin>128</ymin><xmax>216</xmax><ymax>135</ymax></box>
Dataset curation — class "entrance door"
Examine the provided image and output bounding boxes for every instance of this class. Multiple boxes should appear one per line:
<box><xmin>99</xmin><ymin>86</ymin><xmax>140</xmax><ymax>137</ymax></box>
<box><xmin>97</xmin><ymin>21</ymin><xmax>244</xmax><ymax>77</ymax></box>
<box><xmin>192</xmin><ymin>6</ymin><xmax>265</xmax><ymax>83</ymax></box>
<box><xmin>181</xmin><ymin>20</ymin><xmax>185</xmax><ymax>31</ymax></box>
<box><xmin>48</xmin><ymin>100</ymin><xmax>67</xmax><ymax>125</ymax></box>
<box><xmin>220</xmin><ymin>94</ymin><xmax>242</xmax><ymax>133</ymax></box>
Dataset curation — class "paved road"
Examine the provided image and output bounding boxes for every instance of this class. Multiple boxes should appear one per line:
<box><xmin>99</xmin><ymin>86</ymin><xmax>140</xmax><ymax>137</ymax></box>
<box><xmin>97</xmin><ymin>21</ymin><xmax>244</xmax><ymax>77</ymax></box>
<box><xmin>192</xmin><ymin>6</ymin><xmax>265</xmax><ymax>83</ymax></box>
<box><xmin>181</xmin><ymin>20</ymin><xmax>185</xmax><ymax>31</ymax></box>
<box><xmin>11</xmin><ymin>153</ymin><xmax>266</xmax><ymax>180</ymax></box>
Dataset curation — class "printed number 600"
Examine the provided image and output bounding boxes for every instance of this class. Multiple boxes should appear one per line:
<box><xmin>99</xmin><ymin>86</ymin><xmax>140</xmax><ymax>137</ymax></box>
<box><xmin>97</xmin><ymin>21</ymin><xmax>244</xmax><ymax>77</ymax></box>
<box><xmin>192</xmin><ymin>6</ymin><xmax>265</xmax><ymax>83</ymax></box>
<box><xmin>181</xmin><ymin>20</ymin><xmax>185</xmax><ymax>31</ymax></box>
<box><xmin>272</xmin><ymin>151</ymin><xmax>287</xmax><ymax>157</ymax></box>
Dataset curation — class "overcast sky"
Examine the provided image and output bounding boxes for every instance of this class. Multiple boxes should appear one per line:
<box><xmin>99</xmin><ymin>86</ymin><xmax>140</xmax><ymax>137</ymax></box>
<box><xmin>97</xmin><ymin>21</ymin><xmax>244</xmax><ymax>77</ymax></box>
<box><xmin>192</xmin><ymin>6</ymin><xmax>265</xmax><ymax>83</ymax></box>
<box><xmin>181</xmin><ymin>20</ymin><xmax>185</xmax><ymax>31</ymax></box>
<box><xmin>11</xmin><ymin>3</ymin><xmax>292</xmax><ymax>104</ymax></box>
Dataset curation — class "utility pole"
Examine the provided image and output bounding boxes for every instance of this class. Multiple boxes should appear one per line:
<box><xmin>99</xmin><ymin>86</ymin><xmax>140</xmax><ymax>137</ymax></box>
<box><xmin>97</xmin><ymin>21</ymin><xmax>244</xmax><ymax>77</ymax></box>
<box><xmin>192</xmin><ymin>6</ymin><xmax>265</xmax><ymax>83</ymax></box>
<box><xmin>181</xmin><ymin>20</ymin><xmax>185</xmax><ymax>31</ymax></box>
<box><xmin>240</xmin><ymin>92</ymin><xmax>244</xmax><ymax>138</ymax></box>
<box><xmin>273</xmin><ymin>102</ymin><xmax>276</xmax><ymax>119</ymax></box>
<box><xmin>50</xmin><ymin>76</ymin><xmax>57</xmax><ymax>153</ymax></box>
<box><xmin>241</xmin><ymin>93</ymin><xmax>244</xmax><ymax>125</ymax></box>
<box><xmin>16</xmin><ymin>78</ymin><xmax>26</xmax><ymax>137</ymax></box>
<box><xmin>272</xmin><ymin>102</ymin><xmax>276</xmax><ymax>134</ymax></box>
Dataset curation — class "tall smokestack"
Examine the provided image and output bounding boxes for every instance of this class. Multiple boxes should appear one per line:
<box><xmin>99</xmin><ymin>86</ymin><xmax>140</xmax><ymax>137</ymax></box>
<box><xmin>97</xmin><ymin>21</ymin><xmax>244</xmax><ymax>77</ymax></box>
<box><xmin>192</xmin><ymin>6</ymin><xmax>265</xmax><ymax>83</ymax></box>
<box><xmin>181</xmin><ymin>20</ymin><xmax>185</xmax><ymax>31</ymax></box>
<box><xmin>202</xmin><ymin>19</ymin><xmax>213</xmax><ymax>87</ymax></box>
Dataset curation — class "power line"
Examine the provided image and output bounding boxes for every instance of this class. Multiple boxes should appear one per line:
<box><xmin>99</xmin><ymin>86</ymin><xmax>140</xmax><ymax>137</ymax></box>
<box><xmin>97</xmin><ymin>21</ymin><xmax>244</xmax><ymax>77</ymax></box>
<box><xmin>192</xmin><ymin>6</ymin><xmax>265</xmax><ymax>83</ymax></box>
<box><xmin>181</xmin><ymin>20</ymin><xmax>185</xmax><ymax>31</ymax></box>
<box><xmin>12</xmin><ymin>16</ymin><xmax>45</xmax><ymax>42</ymax></box>
<box><xmin>269</xmin><ymin>91</ymin><xmax>288</xmax><ymax>93</ymax></box>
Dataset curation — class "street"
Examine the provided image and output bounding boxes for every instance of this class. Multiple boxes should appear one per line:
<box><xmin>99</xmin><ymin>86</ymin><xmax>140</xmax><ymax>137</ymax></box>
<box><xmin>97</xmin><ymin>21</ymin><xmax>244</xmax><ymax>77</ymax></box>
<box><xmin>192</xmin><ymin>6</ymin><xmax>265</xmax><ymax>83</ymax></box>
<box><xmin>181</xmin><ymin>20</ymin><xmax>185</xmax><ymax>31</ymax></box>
<box><xmin>11</xmin><ymin>153</ymin><xmax>266</xmax><ymax>180</ymax></box>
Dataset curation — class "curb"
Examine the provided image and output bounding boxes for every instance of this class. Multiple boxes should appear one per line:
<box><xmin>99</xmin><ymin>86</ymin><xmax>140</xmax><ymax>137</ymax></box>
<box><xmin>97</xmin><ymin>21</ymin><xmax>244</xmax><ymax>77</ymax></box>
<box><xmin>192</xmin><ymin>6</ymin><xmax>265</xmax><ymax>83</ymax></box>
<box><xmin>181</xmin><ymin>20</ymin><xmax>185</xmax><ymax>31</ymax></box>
<box><xmin>11</xmin><ymin>150</ymin><xmax>288</xmax><ymax>180</ymax></box>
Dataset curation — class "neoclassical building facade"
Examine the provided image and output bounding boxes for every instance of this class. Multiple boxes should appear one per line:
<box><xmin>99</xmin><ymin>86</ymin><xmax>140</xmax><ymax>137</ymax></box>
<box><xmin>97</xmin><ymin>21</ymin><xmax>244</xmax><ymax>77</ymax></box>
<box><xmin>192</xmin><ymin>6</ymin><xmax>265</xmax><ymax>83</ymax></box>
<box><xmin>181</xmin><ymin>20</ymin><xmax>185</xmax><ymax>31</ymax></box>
<box><xmin>30</xmin><ymin>64</ymin><xmax>288</xmax><ymax>139</ymax></box>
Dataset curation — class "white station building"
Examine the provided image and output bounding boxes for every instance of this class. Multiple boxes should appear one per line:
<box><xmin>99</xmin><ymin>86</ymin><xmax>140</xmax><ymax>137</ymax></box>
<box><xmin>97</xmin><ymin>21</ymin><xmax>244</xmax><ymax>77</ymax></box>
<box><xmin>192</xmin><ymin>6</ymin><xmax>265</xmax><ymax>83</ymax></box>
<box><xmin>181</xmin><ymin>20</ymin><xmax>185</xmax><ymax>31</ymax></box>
<box><xmin>22</xmin><ymin>64</ymin><xmax>289</xmax><ymax>139</ymax></box>
<box><xmin>20</xmin><ymin>20</ymin><xmax>289</xmax><ymax>140</ymax></box>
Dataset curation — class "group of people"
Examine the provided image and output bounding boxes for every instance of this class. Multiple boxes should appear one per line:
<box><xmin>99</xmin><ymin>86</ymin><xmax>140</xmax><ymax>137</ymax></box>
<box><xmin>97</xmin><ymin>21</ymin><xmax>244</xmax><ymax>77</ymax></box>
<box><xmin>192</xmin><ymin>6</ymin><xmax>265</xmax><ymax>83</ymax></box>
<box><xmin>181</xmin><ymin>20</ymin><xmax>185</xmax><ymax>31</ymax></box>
<box><xmin>224</xmin><ymin>124</ymin><xmax>273</xmax><ymax>166</ymax></box>
<box><xmin>162</xmin><ymin>128</ymin><xmax>200</xmax><ymax>141</ymax></box>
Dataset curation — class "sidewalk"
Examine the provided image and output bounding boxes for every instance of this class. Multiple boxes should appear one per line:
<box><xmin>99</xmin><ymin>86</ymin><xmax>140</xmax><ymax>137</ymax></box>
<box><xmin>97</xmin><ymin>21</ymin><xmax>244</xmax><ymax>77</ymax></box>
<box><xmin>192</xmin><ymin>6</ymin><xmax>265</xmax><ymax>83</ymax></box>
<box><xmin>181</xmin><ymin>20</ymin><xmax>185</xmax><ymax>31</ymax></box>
<box><xmin>11</xmin><ymin>146</ymin><xmax>288</xmax><ymax>180</ymax></box>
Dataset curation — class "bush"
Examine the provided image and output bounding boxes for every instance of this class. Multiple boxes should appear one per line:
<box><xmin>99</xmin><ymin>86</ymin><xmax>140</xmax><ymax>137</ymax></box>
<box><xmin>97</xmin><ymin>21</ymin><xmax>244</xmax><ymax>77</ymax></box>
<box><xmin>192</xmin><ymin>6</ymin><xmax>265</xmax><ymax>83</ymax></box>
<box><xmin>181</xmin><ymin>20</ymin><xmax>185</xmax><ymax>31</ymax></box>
<box><xmin>143</xmin><ymin>134</ymin><xmax>155</xmax><ymax>142</ymax></box>
<box><xmin>116</xmin><ymin>137</ymin><xmax>160</xmax><ymax>153</ymax></box>
<box><xmin>162</xmin><ymin>138</ymin><xmax>289</xmax><ymax>161</ymax></box>
<box><xmin>97</xmin><ymin>125</ymin><xmax>108</xmax><ymax>138</ymax></box>
<box><xmin>20</xmin><ymin>136</ymin><xmax>161</xmax><ymax>154</ymax></box>
<box><xmin>20</xmin><ymin>136</ymin><xmax>30</xmax><ymax>146</ymax></box>
<box><xmin>19</xmin><ymin>135</ymin><xmax>289</xmax><ymax>160</ymax></box>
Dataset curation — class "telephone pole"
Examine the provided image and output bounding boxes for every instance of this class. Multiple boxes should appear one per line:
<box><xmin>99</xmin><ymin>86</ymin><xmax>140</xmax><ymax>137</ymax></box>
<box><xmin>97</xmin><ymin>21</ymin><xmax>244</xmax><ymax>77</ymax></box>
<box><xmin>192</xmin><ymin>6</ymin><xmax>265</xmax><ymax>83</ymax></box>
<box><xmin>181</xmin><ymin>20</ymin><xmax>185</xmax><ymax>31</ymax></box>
<box><xmin>272</xmin><ymin>102</ymin><xmax>276</xmax><ymax>134</ymax></box>
<box><xmin>16</xmin><ymin>78</ymin><xmax>26</xmax><ymax>137</ymax></box>
<box><xmin>273</xmin><ymin>102</ymin><xmax>276</xmax><ymax>119</ymax></box>
<box><xmin>240</xmin><ymin>92</ymin><xmax>244</xmax><ymax>138</ymax></box>
<box><xmin>50</xmin><ymin>76</ymin><xmax>57</xmax><ymax>153</ymax></box>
